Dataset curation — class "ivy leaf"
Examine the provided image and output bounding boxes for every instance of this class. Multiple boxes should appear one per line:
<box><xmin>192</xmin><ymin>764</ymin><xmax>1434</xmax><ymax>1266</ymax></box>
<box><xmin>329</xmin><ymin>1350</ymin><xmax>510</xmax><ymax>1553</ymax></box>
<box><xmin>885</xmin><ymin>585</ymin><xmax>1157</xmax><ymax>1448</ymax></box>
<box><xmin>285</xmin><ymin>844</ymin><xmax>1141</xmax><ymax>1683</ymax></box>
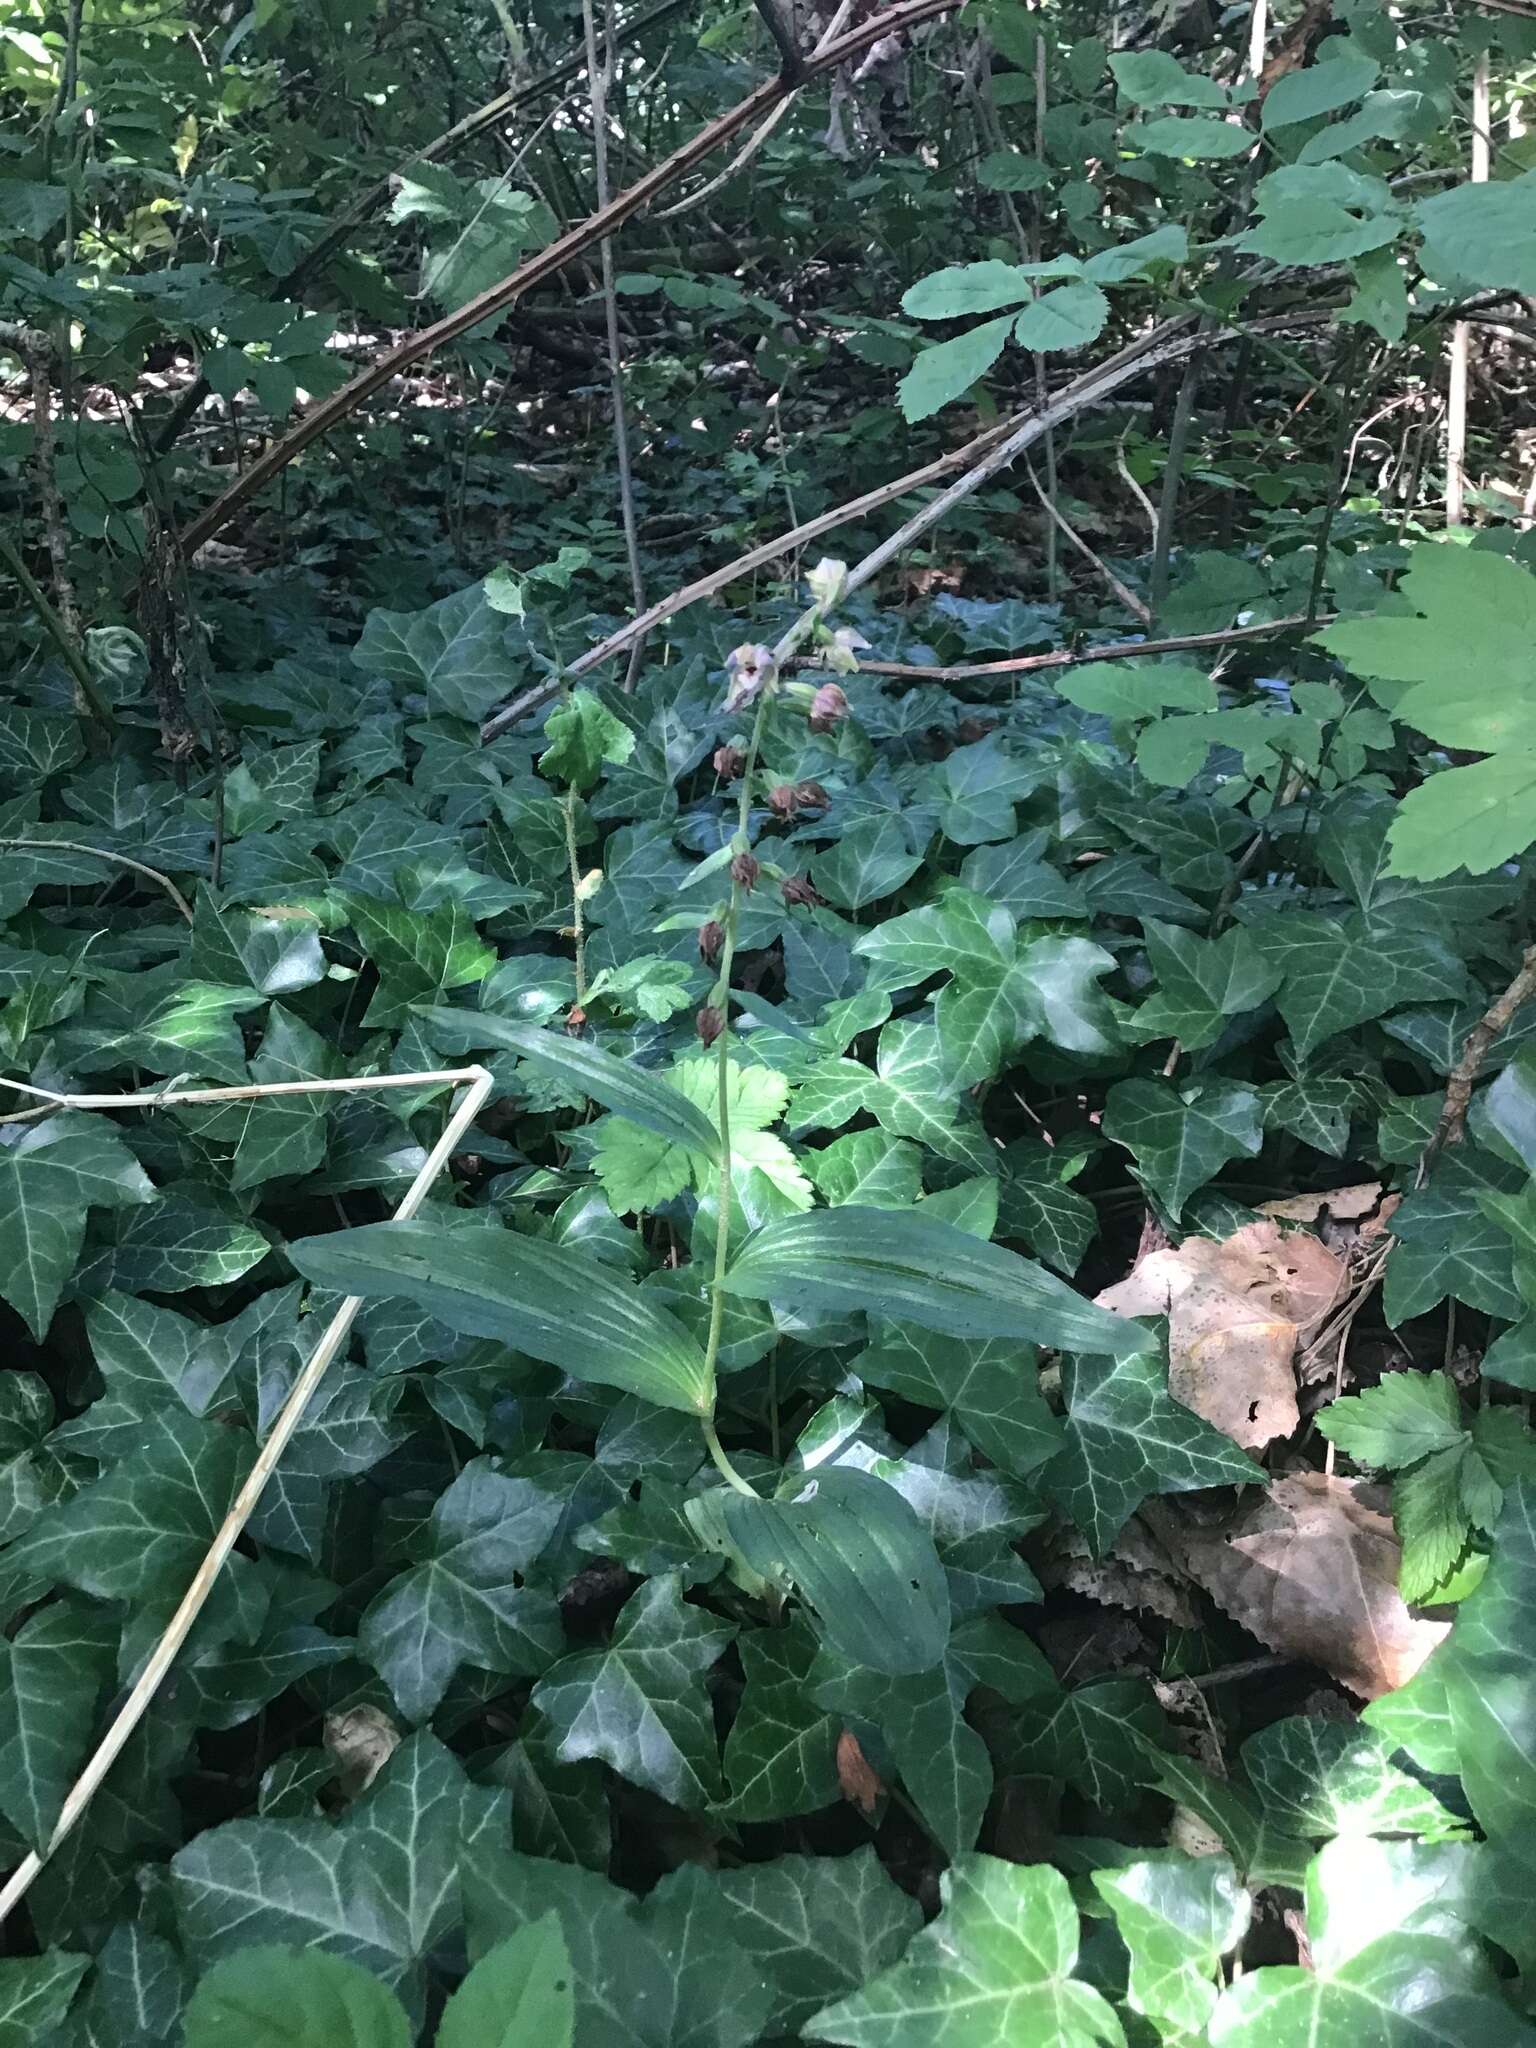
<box><xmin>1057</xmin><ymin>660</ymin><xmax>1216</xmax><ymax>720</ymax></box>
<box><xmin>1</xmin><ymin>1408</ymin><xmax>254</xmax><ymax>1615</ymax></box>
<box><xmin>1242</xmin><ymin>1716</ymin><xmax>1466</xmax><ymax>1840</ymax></box>
<box><xmin>174</xmin><ymin>1733</ymin><xmax>504</xmax><ymax>1992</ymax></box>
<box><xmin>181</xmin><ymin>1948</ymin><xmax>412</xmax><ymax>2048</ymax></box>
<box><xmin>1101</xmin><ymin>1078</ymin><xmax>1264</xmax><ymax>1216</ymax></box>
<box><xmin>1047</xmin><ymin>1346</ymin><xmax>1259</xmax><ymax>1553</ymax></box>
<box><xmin>0</xmin><ymin>1596</ymin><xmax>117</xmax><ymax>1853</ymax></box>
<box><xmin>719</xmin><ymin>1621</ymin><xmax>840</xmax><ymax>1821</ymax></box>
<box><xmin>1209</xmin><ymin>1932</ymin><xmax>1530</xmax><ymax>2047</ymax></box>
<box><xmin>709</xmin><ymin>1849</ymin><xmax>921</xmax><ymax>2039</ymax></box>
<box><xmin>856</xmin><ymin>1326</ymin><xmax>1063</xmax><ymax>1480</ymax></box>
<box><xmin>1133</xmin><ymin>921</ymin><xmax>1282</xmax><ymax>1051</ymax></box>
<box><xmin>1005</xmin><ymin>1677</ymin><xmax>1172</xmax><ymax>1810</ymax></box>
<box><xmin>812</xmin><ymin>817</ymin><xmax>928</xmax><ymax>909</ymax></box>
<box><xmin>0</xmin><ymin>1114</ymin><xmax>155</xmax><ymax>1339</ymax></box>
<box><xmin>1092</xmin><ymin>1851</ymin><xmax>1250</xmax><ymax>2041</ymax></box>
<box><xmin>0</xmin><ymin>1953</ymin><xmax>90</xmax><ymax>2038</ymax></box>
<box><xmin>809</xmin><ymin>1854</ymin><xmax>1124</xmax><ymax>2047</ymax></box>
<box><xmin>530</xmin><ymin>1574</ymin><xmax>735</xmax><ymax>1809</ymax></box>
<box><xmin>358</xmin><ymin>1460</ymin><xmax>565</xmax><ymax>1722</ymax></box>
<box><xmin>814</xmin><ymin>1655</ymin><xmax>990</xmax><ymax>1858</ymax></box>
<box><xmin>438</xmin><ymin>1918</ymin><xmax>575</xmax><ymax>2048</ymax></box>
<box><xmin>347</xmin><ymin>895</ymin><xmax>493</xmax><ymax>1027</ymax></box>
<box><xmin>1431</xmin><ymin>1479</ymin><xmax>1536</xmax><ymax>1840</ymax></box>
<box><xmin>538</xmin><ymin>689</ymin><xmax>635</xmax><ymax>790</ymax></box>
<box><xmin>353</xmin><ymin>582</ymin><xmax>520</xmax><ymax>721</ymax></box>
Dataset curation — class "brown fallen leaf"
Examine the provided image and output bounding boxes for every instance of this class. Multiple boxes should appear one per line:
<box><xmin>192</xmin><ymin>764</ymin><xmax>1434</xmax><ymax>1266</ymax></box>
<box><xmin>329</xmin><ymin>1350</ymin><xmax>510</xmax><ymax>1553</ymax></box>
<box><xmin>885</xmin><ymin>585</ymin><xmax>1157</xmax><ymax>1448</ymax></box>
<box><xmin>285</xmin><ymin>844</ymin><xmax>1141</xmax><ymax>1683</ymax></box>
<box><xmin>1038</xmin><ymin>1518</ymin><xmax>1203</xmax><ymax>1630</ymax></box>
<box><xmin>324</xmin><ymin>1704</ymin><xmax>401</xmax><ymax>1797</ymax></box>
<box><xmin>1143</xmin><ymin>1473</ymin><xmax>1450</xmax><ymax>1700</ymax></box>
<box><xmin>836</xmin><ymin>1728</ymin><xmax>884</xmax><ymax>1815</ymax></box>
<box><xmin>1258</xmin><ymin>1183</ymin><xmax>1382</xmax><ymax>1225</ymax></box>
<box><xmin>1096</xmin><ymin>1221</ymin><xmax>1345</xmax><ymax>1450</ymax></box>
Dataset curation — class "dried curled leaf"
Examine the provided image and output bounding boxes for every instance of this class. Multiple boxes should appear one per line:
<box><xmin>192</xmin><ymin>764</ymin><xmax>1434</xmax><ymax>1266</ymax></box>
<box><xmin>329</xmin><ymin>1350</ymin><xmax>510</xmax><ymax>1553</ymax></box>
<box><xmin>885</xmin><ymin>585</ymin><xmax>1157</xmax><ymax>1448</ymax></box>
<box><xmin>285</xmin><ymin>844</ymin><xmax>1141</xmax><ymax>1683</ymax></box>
<box><xmin>1144</xmin><ymin>1473</ymin><xmax>1450</xmax><ymax>1700</ymax></box>
<box><xmin>1096</xmin><ymin>1221</ymin><xmax>1344</xmax><ymax>1450</ymax></box>
<box><xmin>836</xmin><ymin>1728</ymin><xmax>884</xmax><ymax>1815</ymax></box>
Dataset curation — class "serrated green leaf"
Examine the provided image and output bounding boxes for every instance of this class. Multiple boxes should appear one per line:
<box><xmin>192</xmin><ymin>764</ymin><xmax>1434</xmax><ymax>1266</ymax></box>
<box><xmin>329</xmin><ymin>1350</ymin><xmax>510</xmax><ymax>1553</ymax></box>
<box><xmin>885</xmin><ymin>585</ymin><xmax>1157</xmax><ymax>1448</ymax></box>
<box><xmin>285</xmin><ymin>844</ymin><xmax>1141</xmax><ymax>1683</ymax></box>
<box><xmin>539</xmin><ymin>690</ymin><xmax>635</xmax><ymax>790</ymax></box>
<box><xmin>1316</xmin><ymin>1370</ymin><xmax>1464</xmax><ymax>1469</ymax></box>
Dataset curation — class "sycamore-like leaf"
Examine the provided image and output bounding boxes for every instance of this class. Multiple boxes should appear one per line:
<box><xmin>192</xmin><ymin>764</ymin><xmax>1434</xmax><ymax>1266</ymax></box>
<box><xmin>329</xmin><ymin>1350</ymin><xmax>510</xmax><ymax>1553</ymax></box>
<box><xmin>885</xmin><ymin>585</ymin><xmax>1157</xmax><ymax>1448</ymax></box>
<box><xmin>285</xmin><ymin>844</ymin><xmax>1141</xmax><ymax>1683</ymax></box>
<box><xmin>358</xmin><ymin>1460</ymin><xmax>564</xmax><ymax>1721</ymax></box>
<box><xmin>181</xmin><ymin>1948</ymin><xmax>412</xmax><ymax>2048</ymax></box>
<box><xmin>438</xmin><ymin>1917</ymin><xmax>575</xmax><ymax>2048</ymax></box>
<box><xmin>809</xmin><ymin>1854</ymin><xmax>1124</xmax><ymax>2047</ymax></box>
<box><xmin>287</xmin><ymin>1218</ymin><xmax>716</xmax><ymax>1415</ymax></box>
<box><xmin>723</xmin><ymin>1207</ymin><xmax>1150</xmax><ymax>1357</ymax></box>
<box><xmin>530</xmin><ymin>1574</ymin><xmax>735</xmax><ymax>1809</ymax></box>
<box><xmin>0</xmin><ymin>1114</ymin><xmax>155</xmax><ymax>1339</ymax></box>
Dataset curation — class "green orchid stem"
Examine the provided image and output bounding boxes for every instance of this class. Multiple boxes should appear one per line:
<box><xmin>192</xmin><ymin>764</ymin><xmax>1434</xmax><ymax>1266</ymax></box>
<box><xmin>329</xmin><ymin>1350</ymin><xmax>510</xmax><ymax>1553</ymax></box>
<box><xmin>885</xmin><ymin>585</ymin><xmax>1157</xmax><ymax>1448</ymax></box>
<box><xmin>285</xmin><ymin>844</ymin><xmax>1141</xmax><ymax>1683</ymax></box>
<box><xmin>561</xmin><ymin>783</ymin><xmax>588</xmax><ymax>1002</ymax></box>
<box><xmin>702</xmin><ymin>1415</ymin><xmax>758</xmax><ymax>1498</ymax></box>
<box><xmin>697</xmin><ymin>678</ymin><xmax>776</xmax><ymax>1498</ymax></box>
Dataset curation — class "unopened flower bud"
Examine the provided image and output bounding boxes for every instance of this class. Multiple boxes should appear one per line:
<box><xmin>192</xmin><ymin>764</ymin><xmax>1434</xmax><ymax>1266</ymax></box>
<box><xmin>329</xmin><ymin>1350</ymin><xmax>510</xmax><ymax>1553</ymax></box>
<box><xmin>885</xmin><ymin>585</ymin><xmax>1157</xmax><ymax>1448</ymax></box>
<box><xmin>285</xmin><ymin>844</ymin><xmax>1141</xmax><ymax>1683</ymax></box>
<box><xmin>696</xmin><ymin>1004</ymin><xmax>725</xmax><ymax>1047</ymax></box>
<box><xmin>729</xmin><ymin>851</ymin><xmax>760</xmax><ymax>891</ymax></box>
<box><xmin>767</xmin><ymin>783</ymin><xmax>798</xmax><ymax>817</ymax></box>
<box><xmin>713</xmin><ymin>743</ymin><xmax>747</xmax><ymax>780</ymax></box>
<box><xmin>565</xmin><ymin>1003</ymin><xmax>588</xmax><ymax>1033</ymax></box>
<box><xmin>781</xmin><ymin>874</ymin><xmax>824</xmax><ymax>908</ymax></box>
<box><xmin>793</xmin><ymin>779</ymin><xmax>830</xmax><ymax>813</ymax></box>
<box><xmin>809</xmin><ymin>682</ymin><xmax>849</xmax><ymax>733</ymax></box>
<box><xmin>698</xmin><ymin>918</ymin><xmax>726</xmax><ymax>965</ymax></box>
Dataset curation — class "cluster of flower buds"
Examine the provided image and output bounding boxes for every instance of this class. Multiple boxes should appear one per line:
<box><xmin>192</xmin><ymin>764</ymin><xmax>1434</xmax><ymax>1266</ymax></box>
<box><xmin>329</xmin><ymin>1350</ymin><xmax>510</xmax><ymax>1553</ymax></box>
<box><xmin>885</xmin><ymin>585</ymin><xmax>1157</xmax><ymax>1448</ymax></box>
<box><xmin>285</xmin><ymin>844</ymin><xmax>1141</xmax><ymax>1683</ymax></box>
<box><xmin>766</xmin><ymin>780</ymin><xmax>830</xmax><ymax>820</ymax></box>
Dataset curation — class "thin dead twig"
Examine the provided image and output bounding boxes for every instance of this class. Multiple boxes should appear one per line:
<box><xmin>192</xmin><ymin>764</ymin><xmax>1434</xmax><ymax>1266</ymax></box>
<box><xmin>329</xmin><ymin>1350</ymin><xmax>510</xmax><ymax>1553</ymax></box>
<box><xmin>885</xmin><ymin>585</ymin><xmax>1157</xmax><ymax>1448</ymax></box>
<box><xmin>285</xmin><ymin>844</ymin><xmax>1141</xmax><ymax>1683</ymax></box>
<box><xmin>1023</xmin><ymin>449</ymin><xmax>1152</xmax><ymax>627</ymax></box>
<box><xmin>1423</xmin><ymin>942</ymin><xmax>1536</xmax><ymax>1174</ymax></box>
<box><xmin>0</xmin><ymin>839</ymin><xmax>194</xmax><ymax>924</ymax></box>
<box><xmin>178</xmin><ymin>0</ymin><xmax>964</xmax><ymax>556</ymax></box>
